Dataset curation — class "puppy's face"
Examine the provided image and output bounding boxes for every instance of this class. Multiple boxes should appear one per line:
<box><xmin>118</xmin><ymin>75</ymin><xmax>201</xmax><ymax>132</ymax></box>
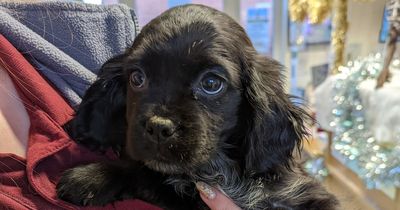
<box><xmin>122</xmin><ymin>5</ymin><xmax>307</xmax><ymax>175</ymax></box>
<box><xmin>124</xmin><ymin>9</ymin><xmax>245</xmax><ymax>173</ymax></box>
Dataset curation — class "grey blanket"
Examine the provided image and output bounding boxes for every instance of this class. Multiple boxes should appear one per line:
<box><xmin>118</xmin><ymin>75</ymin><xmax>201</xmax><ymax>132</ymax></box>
<box><xmin>0</xmin><ymin>1</ymin><xmax>139</xmax><ymax>107</ymax></box>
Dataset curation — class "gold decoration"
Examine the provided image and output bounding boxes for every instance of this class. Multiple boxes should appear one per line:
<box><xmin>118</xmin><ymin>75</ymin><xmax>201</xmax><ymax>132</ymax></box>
<box><xmin>331</xmin><ymin>0</ymin><xmax>348</xmax><ymax>74</ymax></box>
<box><xmin>289</xmin><ymin>0</ymin><xmax>373</xmax><ymax>74</ymax></box>
<box><xmin>307</xmin><ymin>0</ymin><xmax>332</xmax><ymax>24</ymax></box>
<box><xmin>289</xmin><ymin>0</ymin><xmax>308</xmax><ymax>22</ymax></box>
<box><xmin>289</xmin><ymin>0</ymin><xmax>332</xmax><ymax>23</ymax></box>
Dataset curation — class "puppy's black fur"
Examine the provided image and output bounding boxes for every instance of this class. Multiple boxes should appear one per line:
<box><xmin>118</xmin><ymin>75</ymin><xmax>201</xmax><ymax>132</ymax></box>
<box><xmin>57</xmin><ymin>5</ymin><xmax>339</xmax><ymax>210</ymax></box>
<box><xmin>64</xmin><ymin>55</ymin><xmax>127</xmax><ymax>153</ymax></box>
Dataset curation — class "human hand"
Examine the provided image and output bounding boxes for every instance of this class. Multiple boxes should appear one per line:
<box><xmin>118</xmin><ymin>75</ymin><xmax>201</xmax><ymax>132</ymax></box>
<box><xmin>196</xmin><ymin>182</ymin><xmax>241</xmax><ymax>210</ymax></box>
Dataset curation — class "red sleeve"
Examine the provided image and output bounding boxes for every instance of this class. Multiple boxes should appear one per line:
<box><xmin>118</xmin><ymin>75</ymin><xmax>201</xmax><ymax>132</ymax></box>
<box><xmin>0</xmin><ymin>34</ymin><xmax>161</xmax><ymax>210</ymax></box>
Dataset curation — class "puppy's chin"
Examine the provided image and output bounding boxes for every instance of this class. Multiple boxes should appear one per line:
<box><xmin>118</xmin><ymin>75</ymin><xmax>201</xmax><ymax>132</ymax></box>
<box><xmin>144</xmin><ymin>160</ymin><xmax>184</xmax><ymax>174</ymax></box>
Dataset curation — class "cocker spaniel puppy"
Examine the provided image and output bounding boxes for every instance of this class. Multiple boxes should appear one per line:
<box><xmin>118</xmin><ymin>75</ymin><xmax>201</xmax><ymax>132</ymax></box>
<box><xmin>57</xmin><ymin>4</ymin><xmax>339</xmax><ymax>210</ymax></box>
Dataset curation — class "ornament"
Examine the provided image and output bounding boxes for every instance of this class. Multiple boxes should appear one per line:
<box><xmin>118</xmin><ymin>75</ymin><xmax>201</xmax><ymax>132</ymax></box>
<box><xmin>289</xmin><ymin>0</ymin><xmax>308</xmax><ymax>22</ymax></box>
<box><xmin>289</xmin><ymin>0</ymin><xmax>332</xmax><ymax>24</ymax></box>
<box><xmin>304</xmin><ymin>157</ymin><xmax>329</xmax><ymax>181</ymax></box>
<box><xmin>307</xmin><ymin>0</ymin><xmax>332</xmax><ymax>24</ymax></box>
<box><xmin>331</xmin><ymin>0</ymin><xmax>348</xmax><ymax>74</ymax></box>
<box><xmin>330</xmin><ymin>54</ymin><xmax>400</xmax><ymax>189</ymax></box>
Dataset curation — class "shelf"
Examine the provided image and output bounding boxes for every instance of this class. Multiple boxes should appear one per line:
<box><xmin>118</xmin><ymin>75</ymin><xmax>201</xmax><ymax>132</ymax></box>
<box><xmin>303</xmin><ymin>134</ymin><xmax>400</xmax><ymax>210</ymax></box>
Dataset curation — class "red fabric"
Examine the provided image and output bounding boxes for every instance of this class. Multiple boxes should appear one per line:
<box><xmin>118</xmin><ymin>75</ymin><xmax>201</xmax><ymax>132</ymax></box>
<box><xmin>0</xmin><ymin>35</ymin><xmax>161</xmax><ymax>210</ymax></box>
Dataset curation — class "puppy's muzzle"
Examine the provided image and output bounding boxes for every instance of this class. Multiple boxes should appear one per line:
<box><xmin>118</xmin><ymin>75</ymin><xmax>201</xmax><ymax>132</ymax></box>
<box><xmin>145</xmin><ymin>116</ymin><xmax>176</xmax><ymax>142</ymax></box>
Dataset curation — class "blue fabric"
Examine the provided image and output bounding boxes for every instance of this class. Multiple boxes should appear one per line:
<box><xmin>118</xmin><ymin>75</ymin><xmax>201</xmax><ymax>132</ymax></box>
<box><xmin>0</xmin><ymin>2</ymin><xmax>139</xmax><ymax>107</ymax></box>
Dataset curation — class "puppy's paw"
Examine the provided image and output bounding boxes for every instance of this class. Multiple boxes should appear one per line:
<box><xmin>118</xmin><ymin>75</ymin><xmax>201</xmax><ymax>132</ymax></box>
<box><xmin>56</xmin><ymin>164</ymin><xmax>118</xmax><ymax>206</ymax></box>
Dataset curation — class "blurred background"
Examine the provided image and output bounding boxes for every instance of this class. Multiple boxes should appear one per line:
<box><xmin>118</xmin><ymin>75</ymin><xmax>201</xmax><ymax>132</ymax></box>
<box><xmin>81</xmin><ymin>0</ymin><xmax>389</xmax><ymax>96</ymax></box>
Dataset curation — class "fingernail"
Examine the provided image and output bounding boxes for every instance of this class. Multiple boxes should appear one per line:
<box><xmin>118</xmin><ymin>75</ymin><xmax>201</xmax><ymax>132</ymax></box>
<box><xmin>196</xmin><ymin>181</ymin><xmax>216</xmax><ymax>199</ymax></box>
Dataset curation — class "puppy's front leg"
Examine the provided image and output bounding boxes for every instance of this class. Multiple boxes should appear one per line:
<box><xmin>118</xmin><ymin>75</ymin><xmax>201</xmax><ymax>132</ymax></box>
<box><xmin>57</xmin><ymin>161</ymin><xmax>134</xmax><ymax>206</ymax></box>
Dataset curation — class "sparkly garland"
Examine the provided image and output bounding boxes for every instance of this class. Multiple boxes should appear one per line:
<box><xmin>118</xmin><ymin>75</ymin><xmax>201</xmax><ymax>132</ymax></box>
<box><xmin>304</xmin><ymin>156</ymin><xmax>329</xmax><ymax>181</ymax></box>
<box><xmin>330</xmin><ymin>54</ymin><xmax>400</xmax><ymax>188</ymax></box>
<box><xmin>289</xmin><ymin>0</ymin><xmax>332</xmax><ymax>24</ymax></box>
<box><xmin>307</xmin><ymin>0</ymin><xmax>332</xmax><ymax>24</ymax></box>
<box><xmin>289</xmin><ymin>0</ymin><xmax>309</xmax><ymax>22</ymax></box>
<box><xmin>288</xmin><ymin>0</ymin><xmax>347</xmax><ymax>74</ymax></box>
<box><xmin>330</xmin><ymin>0</ymin><xmax>348</xmax><ymax>74</ymax></box>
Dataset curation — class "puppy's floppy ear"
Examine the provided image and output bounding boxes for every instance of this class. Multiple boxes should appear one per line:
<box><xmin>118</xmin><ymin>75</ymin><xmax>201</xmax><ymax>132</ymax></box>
<box><xmin>241</xmin><ymin>54</ymin><xmax>310</xmax><ymax>173</ymax></box>
<box><xmin>65</xmin><ymin>54</ymin><xmax>127</xmax><ymax>152</ymax></box>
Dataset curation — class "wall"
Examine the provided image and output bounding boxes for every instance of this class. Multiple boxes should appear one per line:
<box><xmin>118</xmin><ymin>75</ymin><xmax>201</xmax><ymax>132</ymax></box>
<box><xmin>346</xmin><ymin>0</ymin><xmax>386</xmax><ymax>58</ymax></box>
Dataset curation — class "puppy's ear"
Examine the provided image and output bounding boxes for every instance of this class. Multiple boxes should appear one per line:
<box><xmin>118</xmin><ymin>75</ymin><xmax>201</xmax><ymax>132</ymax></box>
<box><xmin>65</xmin><ymin>54</ymin><xmax>127</xmax><ymax>152</ymax></box>
<box><xmin>241</xmin><ymin>54</ymin><xmax>310</xmax><ymax>173</ymax></box>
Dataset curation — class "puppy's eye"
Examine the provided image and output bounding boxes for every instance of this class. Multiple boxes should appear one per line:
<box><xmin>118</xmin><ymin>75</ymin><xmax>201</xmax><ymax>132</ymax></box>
<box><xmin>201</xmin><ymin>74</ymin><xmax>224</xmax><ymax>95</ymax></box>
<box><xmin>130</xmin><ymin>70</ymin><xmax>146</xmax><ymax>89</ymax></box>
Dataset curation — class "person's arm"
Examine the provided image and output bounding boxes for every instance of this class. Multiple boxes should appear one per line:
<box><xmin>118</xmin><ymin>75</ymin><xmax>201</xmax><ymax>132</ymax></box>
<box><xmin>0</xmin><ymin>66</ymin><xmax>30</xmax><ymax>158</ymax></box>
<box><xmin>196</xmin><ymin>182</ymin><xmax>241</xmax><ymax>210</ymax></box>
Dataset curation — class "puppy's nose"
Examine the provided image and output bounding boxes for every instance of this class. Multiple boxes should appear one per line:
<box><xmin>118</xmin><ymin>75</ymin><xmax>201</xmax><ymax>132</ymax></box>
<box><xmin>145</xmin><ymin>116</ymin><xmax>176</xmax><ymax>141</ymax></box>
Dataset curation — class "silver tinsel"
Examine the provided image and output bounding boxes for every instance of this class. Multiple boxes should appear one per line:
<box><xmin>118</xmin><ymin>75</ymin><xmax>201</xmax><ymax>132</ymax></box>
<box><xmin>304</xmin><ymin>156</ymin><xmax>329</xmax><ymax>181</ymax></box>
<box><xmin>330</xmin><ymin>54</ymin><xmax>400</xmax><ymax>189</ymax></box>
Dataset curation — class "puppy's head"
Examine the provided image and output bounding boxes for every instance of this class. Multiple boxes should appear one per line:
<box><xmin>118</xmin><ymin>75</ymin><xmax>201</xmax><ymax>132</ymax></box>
<box><xmin>122</xmin><ymin>5</ymin><xmax>309</xmax><ymax>174</ymax></box>
<box><xmin>123</xmin><ymin>5</ymin><xmax>241</xmax><ymax>173</ymax></box>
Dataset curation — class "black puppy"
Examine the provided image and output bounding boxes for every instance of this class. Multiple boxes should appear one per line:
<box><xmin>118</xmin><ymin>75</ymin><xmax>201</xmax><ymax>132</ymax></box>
<box><xmin>57</xmin><ymin>4</ymin><xmax>339</xmax><ymax>210</ymax></box>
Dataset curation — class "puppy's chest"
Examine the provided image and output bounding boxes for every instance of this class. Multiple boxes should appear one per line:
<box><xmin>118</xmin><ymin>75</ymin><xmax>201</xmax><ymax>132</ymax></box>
<box><xmin>165</xmin><ymin>175</ymin><xmax>197</xmax><ymax>197</ymax></box>
<box><xmin>166</xmin><ymin>172</ymin><xmax>269</xmax><ymax>210</ymax></box>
